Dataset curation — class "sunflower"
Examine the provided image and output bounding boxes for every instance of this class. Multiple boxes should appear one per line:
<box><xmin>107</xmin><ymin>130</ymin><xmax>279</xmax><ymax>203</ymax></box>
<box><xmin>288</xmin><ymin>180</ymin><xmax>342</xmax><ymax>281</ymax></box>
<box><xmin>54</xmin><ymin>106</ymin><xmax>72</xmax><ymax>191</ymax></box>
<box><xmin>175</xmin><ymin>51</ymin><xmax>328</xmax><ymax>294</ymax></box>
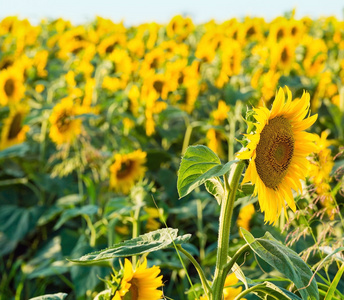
<box><xmin>109</xmin><ymin>150</ymin><xmax>147</xmax><ymax>194</ymax></box>
<box><xmin>48</xmin><ymin>97</ymin><xmax>83</xmax><ymax>145</ymax></box>
<box><xmin>308</xmin><ymin>131</ymin><xmax>336</xmax><ymax>219</ymax></box>
<box><xmin>302</xmin><ymin>36</ymin><xmax>327</xmax><ymax>77</ymax></box>
<box><xmin>0</xmin><ymin>66</ymin><xmax>25</xmax><ymax>106</ymax></box>
<box><xmin>207</xmin><ymin>128</ymin><xmax>226</xmax><ymax>159</ymax></box>
<box><xmin>144</xmin><ymin>207</ymin><xmax>162</xmax><ymax>232</ymax></box>
<box><xmin>270</xmin><ymin>38</ymin><xmax>296</xmax><ymax>74</ymax></box>
<box><xmin>97</xmin><ymin>33</ymin><xmax>126</xmax><ymax>57</ymax></box>
<box><xmin>237</xmin><ymin>203</ymin><xmax>255</xmax><ymax>233</ymax></box>
<box><xmin>113</xmin><ymin>258</ymin><xmax>163</xmax><ymax>300</ymax></box>
<box><xmin>212</xmin><ymin>100</ymin><xmax>230</xmax><ymax>125</ymax></box>
<box><xmin>166</xmin><ymin>15</ymin><xmax>194</xmax><ymax>41</ymax></box>
<box><xmin>237</xmin><ymin>87</ymin><xmax>318</xmax><ymax>224</ymax></box>
<box><xmin>0</xmin><ymin>103</ymin><xmax>29</xmax><ymax>150</ymax></box>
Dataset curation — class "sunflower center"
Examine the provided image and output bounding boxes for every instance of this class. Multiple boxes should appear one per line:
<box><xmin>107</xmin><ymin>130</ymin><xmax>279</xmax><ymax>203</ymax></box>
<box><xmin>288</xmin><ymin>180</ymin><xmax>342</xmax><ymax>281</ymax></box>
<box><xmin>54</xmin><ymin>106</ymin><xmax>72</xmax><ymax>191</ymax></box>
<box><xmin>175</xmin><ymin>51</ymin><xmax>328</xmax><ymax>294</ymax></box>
<box><xmin>150</xmin><ymin>58</ymin><xmax>158</xmax><ymax>69</ymax></box>
<box><xmin>124</xmin><ymin>279</ymin><xmax>139</xmax><ymax>300</ymax></box>
<box><xmin>246</xmin><ymin>26</ymin><xmax>256</xmax><ymax>38</ymax></box>
<box><xmin>255</xmin><ymin>116</ymin><xmax>295</xmax><ymax>190</ymax></box>
<box><xmin>117</xmin><ymin>160</ymin><xmax>135</xmax><ymax>179</ymax></box>
<box><xmin>281</xmin><ymin>47</ymin><xmax>289</xmax><ymax>63</ymax></box>
<box><xmin>8</xmin><ymin>113</ymin><xmax>22</xmax><ymax>139</ymax></box>
<box><xmin>277</xmin><ymin>28</ymin><xmax>284</xmax><ymax>40</ymax></box>
<box><xmin>153</xmin><ymin>80</ymin><xmax>163</xmax><ymax>94</ymax></box>
<box><xmin>4</xmin><ymin>78</ymin><xmax>15</xmax><ymax>97</ymax></box>
<box><xmin>56</xmin><ymin>111</ymin><xmax>71</xmax><ymax>133</ymax></box>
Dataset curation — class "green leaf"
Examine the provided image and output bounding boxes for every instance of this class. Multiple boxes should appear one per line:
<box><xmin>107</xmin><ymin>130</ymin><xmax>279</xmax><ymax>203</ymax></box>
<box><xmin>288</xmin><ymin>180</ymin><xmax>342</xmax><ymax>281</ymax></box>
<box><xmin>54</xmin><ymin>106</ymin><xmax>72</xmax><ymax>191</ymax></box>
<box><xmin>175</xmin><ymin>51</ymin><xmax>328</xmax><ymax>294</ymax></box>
<box><xmin>241</xmin><ymin>228</ymin><xmax>319</xmax><ymax>300</ymax></box>
<box><xmin>205</xmin><ymin>178</ymin><xmax>225</xmax><ymax>205</ymax></box>
<box><xmin>232</xmin><ymin>263</ymin><xmax>248</xmax><ymax>289</ymax></box>
<box><xmin>56</xmin><ymin>194</ymin><xmax>83</xmax><ymax>207</ymax></box>
<box><xmin>0</xmin><ymin>143</ymin><xmax>30</xmax><ymax>159</ymax></box>
<box><xmin>53</xmin><ymin>205</ymin><xmax>98</xmax><ymax>230</ymax></box>
<box><xmin>29</xmin><ymin>293</ymin><xmax>68</xmax><ymax>300</ymax></box>
<box><xmin>70</xmin><ymin>235</ymin><xmax>110</xmax><ymax>297</ymax></box>
<box><xmin>250</xmin><ymin>281</ymin><xmax>302</xmax><ymax>300</ymax></box>
<box><xmin>0</xmin><ymin>205</ymin><xmax>44</xmax><ymax>256</ymax></box>
<box><xmin>177</xmin><ymin>145</ymin><xmax>236</xmax><ymax>198</ymax></box>
<box><xmin>94</xmin><ymin>290</ymin><xmax>112</xmax><ymax>300</ymax></box>
<box><xmin>69</xmin><ymin>228</ymin><xmax>191</xmax><ymax>265</ymax></box>
<box><xmin>324</xmin><ymin>263</ymin><xmax>344</xmax><ymax>300</ymax></box>
<box><xmin>24</xmin><ymin>236</ymin><xmax>69</xmax><ymax>279</ymax></box>
<box><xmin>37</xmin><ymin>206</ymin><xmax>63</xmax><ymax>226</ymax></box>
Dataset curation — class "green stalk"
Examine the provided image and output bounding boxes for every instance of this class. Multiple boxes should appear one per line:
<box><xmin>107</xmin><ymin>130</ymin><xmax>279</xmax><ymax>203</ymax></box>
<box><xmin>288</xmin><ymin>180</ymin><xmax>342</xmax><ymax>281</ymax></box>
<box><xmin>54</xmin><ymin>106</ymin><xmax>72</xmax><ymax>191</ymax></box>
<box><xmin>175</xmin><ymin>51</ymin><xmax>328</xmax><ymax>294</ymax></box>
<box><xmin>227</xmin><ymin>110</ymin><xmax>236</xmax><ymax>161</ymax></box>
<box><xmin>182</xmin><ymin>117</ymin><xmax>193</xmax><ymax>155</ymax></box>
<box><xmin>131</xmin><ymin>205</ymin><xmax>141</xmax><ymax>266</ymax></box>
<box><xmin>177</xmin><ymin>245</ymin><xmax>212</xmax><ymax>297</ymax></box>
<box><xmin>222</xmin><ymin>244</ymin><xmax>251</xmax><ymax>276</ymax></box>
<box><xmin>83</xmin><ymin>215</ymin><xmax>97</xmax><ymax>247</ymax></box>
<box><xmin>212</xmin><ymin>160</ymin><xmax>245</xmax><ymax>300</ymax></box>
<box><xmin>196</xmin><ymin>199</ymin><xmax>206</xmax><ymax>261</ymax></box>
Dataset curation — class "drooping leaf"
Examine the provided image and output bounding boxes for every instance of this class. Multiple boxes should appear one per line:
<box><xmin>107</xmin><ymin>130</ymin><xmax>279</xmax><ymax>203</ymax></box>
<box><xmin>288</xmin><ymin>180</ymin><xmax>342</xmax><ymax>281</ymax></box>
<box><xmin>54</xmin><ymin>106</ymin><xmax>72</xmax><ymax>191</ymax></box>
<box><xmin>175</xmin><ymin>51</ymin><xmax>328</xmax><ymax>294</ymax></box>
<box><xmin>250</xmin><ymin>281</ymin><xmax>302</xmax><ymax>300</ymax></box>
<box><xmin>231</xmin><ymin>263</ymin><xmax>248</xmax><ymax>289</ymax></box>
<box><xmin>241</xmin><ymin>228</ymin><xmax>319</xmax><ymax>300</ymax></box>
<box><xmin>177</xmin><ymin>145</ymin><xmax>236</xmax><ymax>198</ymax></box>
<box><xmin>69</xmin><ymin>228</ymin><xmax>191</xmax><ymax>265</ymax></box>
<box><xmin>29</xmin><ymin>293</ymin><xmax>67</xmax><ymax>300</ymax></box>
<box><xmin>53</xmin><ymin>205</ymin><xmax>98</xmax><ymax>230</ymax></box>
<box><xmin>205</xmin><ymin>178</ymin><xmax>225</xmax><ymax>205</ymax></box>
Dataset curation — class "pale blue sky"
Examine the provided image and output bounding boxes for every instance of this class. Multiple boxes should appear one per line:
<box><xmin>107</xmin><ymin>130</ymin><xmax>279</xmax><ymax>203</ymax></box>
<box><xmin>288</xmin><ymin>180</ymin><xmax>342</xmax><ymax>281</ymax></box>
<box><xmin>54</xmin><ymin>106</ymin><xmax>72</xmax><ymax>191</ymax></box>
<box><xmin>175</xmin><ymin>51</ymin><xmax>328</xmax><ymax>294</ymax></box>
<box><xmin>0</xmin><ymin>0</ymin><xmax>343</xmax><ymax>25</ymax></box>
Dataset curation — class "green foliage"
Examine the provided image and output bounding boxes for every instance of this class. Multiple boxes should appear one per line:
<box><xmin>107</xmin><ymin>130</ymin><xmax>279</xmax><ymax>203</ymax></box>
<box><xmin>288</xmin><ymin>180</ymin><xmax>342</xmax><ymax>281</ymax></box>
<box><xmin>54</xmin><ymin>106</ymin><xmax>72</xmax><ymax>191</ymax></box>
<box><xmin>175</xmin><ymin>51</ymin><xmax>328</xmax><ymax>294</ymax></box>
<box><xmin>249</xmin><ymin>281</ymin><xmax>303</xmax><ymax>300</ymax></box>
<box><xmin>0</xmin><ymin>205</ymin><xmax>44</xmax><ymax>257</ymax></box>
<box><xmin>69</xmin><ymin>228</ymin><xmax>191</xmax><ymax>265</ymax></box>
<box><xmin>1</xmin><ymin>12</ymin><xmax>344</xmax><ymax>300</ymax></box>
<box><xmin>177</xmin><ymin>145</ymin><xmax>237</xmax><ymax>201</ymax></box>
<box><xmin>241</xmin><ymin>228</ymin><xmax>319</xmax><ymax>300</ymax></box>
<box><xmin>29</xmin><ymin>293</ymin><xmax>68</xmax><ymax>300</ymax></box>
<box><xmin>324</xmin><ymin>264</ymin><xmax>344</xmax><ymax>300</ymax></box>
<box><xmin>53</xmin><ymin>204</ymin><xmax>98</xmax><ymax>230</ymax></box>
<box><xmin>0</xmin><ymin>143</ymin><xmax>30</xmax><ymax>159</ymax></box>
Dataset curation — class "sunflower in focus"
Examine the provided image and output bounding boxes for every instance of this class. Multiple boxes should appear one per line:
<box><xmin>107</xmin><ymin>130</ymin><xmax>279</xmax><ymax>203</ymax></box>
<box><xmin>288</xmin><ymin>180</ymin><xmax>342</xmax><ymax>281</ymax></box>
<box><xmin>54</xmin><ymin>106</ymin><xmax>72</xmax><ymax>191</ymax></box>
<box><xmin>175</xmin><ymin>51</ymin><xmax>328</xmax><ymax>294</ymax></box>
<box><xmin>49</xmin><ymin>97</ymin><xmax>83</xmax><ymax>145</ymax></box>
<box><xmin>0</xmin><ymin>66</ymin><xmax>25</xmax><ymax>106</ymax></box>
<box><xmin>0</xmin><ymin>103</ymin><xmax>29</xmax><ymax>150</ymax></box>
<box><xmin>109</xmin><ymin>150</ymin><xmax>147</xmax><ymax>194</ymax></box>
<box><xmin>237</xmin><ymin>87</ymin><xmax>318</xmax><ymax>224</ymax></box>
<box><xmin>113</xmin><ymin>258</ymin><xmax>163</xmax><ymax>300</ymax></box>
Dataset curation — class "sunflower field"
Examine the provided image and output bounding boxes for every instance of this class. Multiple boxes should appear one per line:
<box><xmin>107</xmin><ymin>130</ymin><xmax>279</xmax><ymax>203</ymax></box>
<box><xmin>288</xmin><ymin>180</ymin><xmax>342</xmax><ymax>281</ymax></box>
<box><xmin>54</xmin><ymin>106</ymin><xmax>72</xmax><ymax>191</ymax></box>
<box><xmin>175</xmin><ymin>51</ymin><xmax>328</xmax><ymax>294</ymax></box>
<box><xmin>0</xmin><ymin>12</ymin><xmax>344</xmax><ymax>300</ymax></box>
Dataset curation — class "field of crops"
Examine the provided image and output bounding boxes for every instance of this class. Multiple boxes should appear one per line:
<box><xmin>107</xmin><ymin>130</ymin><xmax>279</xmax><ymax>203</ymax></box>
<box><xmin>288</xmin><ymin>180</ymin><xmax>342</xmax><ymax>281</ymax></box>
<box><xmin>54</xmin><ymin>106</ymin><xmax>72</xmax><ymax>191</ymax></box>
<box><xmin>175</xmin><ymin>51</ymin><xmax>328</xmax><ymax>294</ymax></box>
<box><xmin>0</xmin><ymin>13</ymin><xmax>343</xmax><ymax>300</ymax></box>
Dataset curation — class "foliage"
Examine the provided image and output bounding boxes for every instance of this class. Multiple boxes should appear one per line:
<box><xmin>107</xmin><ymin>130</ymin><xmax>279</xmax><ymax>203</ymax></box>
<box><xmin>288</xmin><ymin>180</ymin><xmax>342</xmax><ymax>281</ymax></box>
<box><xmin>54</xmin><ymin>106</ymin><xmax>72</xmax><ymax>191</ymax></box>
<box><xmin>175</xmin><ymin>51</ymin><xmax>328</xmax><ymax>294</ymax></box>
<box><xmin>0</xmin><ymin>12</ymin><xmax>343</xmax><ymax>300</ymax></box>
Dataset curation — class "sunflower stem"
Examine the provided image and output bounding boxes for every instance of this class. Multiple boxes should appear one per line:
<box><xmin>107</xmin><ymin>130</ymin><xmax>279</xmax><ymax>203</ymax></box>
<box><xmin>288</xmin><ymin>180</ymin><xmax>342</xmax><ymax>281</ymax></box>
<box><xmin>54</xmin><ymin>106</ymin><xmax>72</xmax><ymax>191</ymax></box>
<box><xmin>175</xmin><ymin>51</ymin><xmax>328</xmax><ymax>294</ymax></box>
<box><xmin>177</xmin><ymin>245</ymin><xmax>212</xmax><ymax>297</ymax></box>
<box><xmin>222</xmin><ymin>243</ymin><xmax>251</xmax><ymax>276</ymax></box>
<box><xmin>212</xmin><ymin>160</ymin><xmax>245</xmax><ymax>300</ymax></box>
<box><xmin>131</xmin><ymin>204</ymin><xmax>141</xmax><ymax>266</ymax></box>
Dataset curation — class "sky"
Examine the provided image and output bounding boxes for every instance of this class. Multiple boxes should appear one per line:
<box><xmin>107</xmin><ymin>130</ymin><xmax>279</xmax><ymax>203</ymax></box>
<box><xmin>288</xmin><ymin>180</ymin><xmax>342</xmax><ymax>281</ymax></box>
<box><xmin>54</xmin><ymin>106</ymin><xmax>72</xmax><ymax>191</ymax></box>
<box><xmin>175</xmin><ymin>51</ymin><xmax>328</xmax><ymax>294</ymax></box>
<box><xmin>0</xmin><ymin>0</ymin><xmax>344</xmax><ymax>25</ymax></box>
